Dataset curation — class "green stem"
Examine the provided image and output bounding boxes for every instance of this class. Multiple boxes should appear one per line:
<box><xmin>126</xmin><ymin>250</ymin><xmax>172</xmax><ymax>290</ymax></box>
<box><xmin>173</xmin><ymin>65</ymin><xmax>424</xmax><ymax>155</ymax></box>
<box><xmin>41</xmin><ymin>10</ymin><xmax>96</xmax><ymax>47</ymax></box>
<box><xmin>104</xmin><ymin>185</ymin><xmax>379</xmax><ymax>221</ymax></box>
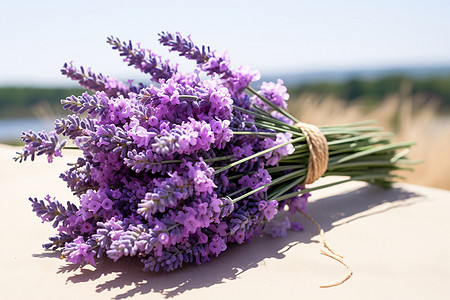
<box><xmin>204</xmin><ymin>155</ymin><xmax>235</xmax><ymax>163</ymax></box>
<box><xmin>252</xmin><ymin>121</ymin><xmax>303</xmax><ymax>136</ymax></box>
<box><xmin>233</xmin><ymin>131</ymin><xmax>278</xmax><ymax>137</ymax></box>
<box><xmin>319</xmin><ymin>120</ymin><xmax>378</xmax><ymax>128</ymax></box>
<box><xmin>230</xmin><ymin>169</ymin><xmax>305</xmax><ymax>203</ymax></box>
<box><xmin>268</xmin><ymin>174</ymin><xmax>306</xmax><ymax>200</ymax></box>
<box><xmin>326</xmin><ymin>132</ymin><xmax>393</xmax><ymax>146</ymax></box>
<box><xmin>178</xmin><ymin>95</ymin><xmax>200</xmax><ymax>101</ymax></box>
<box><xmin>214</xmin><ymin>136</ymin><xmax>304</xmax><ymax>175</ymax></box>
<box><xmin>246</xmin><ymin>86</ymin><xmax>300</xmax><ymax>124</ymax></box>
<box><xmin>273</xmin><ymin>174</ymin><xmax>399</xmax><ymax>202</ymax></box>
<box><xmin>335</xmin><ymin>142</ymin><xmax>416</xmax><ymax>164</ymax></box>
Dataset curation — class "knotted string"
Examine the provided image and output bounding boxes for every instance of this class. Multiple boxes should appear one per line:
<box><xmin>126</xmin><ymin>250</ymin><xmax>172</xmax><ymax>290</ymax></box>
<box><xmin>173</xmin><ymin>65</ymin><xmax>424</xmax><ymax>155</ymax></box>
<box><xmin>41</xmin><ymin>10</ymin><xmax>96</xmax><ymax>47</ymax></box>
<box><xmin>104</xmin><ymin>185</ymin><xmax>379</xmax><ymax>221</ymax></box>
<box><xmin>298</xmin><ymin>210</ymin><xmax>353</xmax><ymax>288</ymax></box>
<box><xmin>294</xmin><ymin>122</ymin><xmax>352</xmax><ymax>287</ymax></box>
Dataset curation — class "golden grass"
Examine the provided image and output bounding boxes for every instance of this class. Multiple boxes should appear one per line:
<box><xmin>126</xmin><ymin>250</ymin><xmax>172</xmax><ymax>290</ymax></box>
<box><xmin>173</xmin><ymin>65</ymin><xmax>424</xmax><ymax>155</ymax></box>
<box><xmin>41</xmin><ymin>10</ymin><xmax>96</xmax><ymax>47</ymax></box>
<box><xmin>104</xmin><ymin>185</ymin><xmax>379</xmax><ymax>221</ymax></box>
<box><xmin>288</xmin><ymin>84</ymin><xmax>450</xmax><ymax>190</ymax></box>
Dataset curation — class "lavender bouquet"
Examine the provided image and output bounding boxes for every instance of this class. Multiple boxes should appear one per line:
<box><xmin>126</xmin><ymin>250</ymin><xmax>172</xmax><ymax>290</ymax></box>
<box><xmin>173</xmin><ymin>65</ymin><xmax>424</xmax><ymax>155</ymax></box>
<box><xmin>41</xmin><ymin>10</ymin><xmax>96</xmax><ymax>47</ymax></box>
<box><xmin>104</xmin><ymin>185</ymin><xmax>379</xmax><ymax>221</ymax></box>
<box><xmin>15</xmin><ymin>32</ymin><xmax>414</xmax><ymax>275</ymax></box>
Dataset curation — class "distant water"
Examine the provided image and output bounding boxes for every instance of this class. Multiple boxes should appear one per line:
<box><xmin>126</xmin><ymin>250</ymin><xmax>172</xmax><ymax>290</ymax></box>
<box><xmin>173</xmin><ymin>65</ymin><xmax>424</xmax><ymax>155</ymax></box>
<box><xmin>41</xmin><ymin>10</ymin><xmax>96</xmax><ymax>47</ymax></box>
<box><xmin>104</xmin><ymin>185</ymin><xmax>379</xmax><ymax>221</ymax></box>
<box><xmin>0</xmin><ymin>118</ymin><xmax>55</xmax><ymax>142</ymax></box>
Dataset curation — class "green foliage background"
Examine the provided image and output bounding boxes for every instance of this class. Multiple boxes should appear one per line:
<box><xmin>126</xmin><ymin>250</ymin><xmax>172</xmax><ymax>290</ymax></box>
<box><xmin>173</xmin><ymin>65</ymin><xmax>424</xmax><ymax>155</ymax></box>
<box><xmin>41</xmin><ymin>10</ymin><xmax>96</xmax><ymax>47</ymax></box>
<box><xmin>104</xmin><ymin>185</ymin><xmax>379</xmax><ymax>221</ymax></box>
<box><xmin>288</xmin><ymin>75</ymin><xmax>450</xmax><ymax>111</ymax></box>
<box><xmin>0</xmin><ymin>87</ymin><xmax>85</xmax><ymax>118</ymax></box>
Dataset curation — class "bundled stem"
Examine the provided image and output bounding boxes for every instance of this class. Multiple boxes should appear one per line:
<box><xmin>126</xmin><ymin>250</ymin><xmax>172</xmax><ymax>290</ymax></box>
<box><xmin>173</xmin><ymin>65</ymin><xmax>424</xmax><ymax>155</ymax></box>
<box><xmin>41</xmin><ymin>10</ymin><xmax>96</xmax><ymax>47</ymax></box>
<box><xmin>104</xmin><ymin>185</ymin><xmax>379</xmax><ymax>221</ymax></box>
<box><xmin>215</xmin><ymin>87</ymin><xmax>418</xmax><ymax>203</ymax></box>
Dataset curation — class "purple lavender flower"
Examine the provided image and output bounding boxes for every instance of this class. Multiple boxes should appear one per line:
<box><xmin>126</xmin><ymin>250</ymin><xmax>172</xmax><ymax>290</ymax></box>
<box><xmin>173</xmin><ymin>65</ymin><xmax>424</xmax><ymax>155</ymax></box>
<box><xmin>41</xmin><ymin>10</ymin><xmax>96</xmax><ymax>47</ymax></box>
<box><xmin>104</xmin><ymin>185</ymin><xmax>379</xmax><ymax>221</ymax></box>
<box><xmin>124</xmin><ymin>149</ymin><xmax>177</xmax><ymax>174</ymax></box>
<box><xmin>61</xmin><ymin>92</ymin><xmax>109</xmax><ymax>117</ymax></box>
<box><xmin>60</xmin><ymin>157</ymin><xmax>96</xmax><ymax>195</ymax></box>
<box><xmin>15</xmin><ymin>130</ymin><xmax>66</xmax><ymax>163</ymax></box>
<box><xmin>61</xmin><ymin>62</ymin><xmax>143</xmax><ymax>97</ymax></box>
<box><xmin>141</xmin><ymin>247</ymin><xmax>185</xmax><ymax>272</ymax></box>
<box><xmin>208</xmin><ymin>235</ymin><xmax>227</xmax><ymax>256</ymax></box>
<box><xmin>62</xmin><ymin>236</ymin><xmax>97</xmax><ymax>266</ymax></box>
<box><xmin>262</xmin><ymin>200</ymin><xmax>278</xmax><ymax>221</ymax></box>
<box><xmin>102</xmin><ymin>94</ymin><xmax>137</xmax><ymax>125</ymax></box>
<box><xmin>261</xmin><ymin>132</ymin><xmax>295</xmax><ymax>166</ymax></box>
<box><xmin>158</xmin><ymin>31</ymin><xmax>260</xmax><ymax>96</ymax></box>
<box><xmin>94</xmin><ymin>124</ymin><xmax>133</xmax><ymax>158</ymax></box>
<box><xmin>137</xmin><ymin>172</ymin><xmax>193</xmax><ymax>217</ymax></box>
<box><xmin>43</xmin><ymin>233</ymin><xmax>73</xmax><ymax>251</ymax></box>
<box><xmin>106</xmin><ymin>224</ymin><xmax>155</xmax><ymax>261</ymax></box>
<box><xmin>126</xmin><ymin>116</ymin><xmax>157</xmax><ymax>148</ymax></box>
<box><xmin>29</xmin><ymin>195</ymin><xmax>78</xmax><ymax>228</ymax></box>
<box><xmin>238</xmin><ymin>168</ymin><xmax>272</xmax><ymax>197</ymax></box>
<box><xmin>263</xmin><ymin>216</ymin><xmax>291</xmax><ymax>238</ymax></box>
<box><xmin>279</xmin><ymin>187</ymin><xmax>310</xmax><ymax>214</ymax></box>
<box><xmin>290</xmin><ymin>221</ymin><xmax>304</xmax><ymax>232</ymax></box>
<box><xmin>91</xmin><ymin>217</ymin><xmax>125</xmax><ymax>255</ymax></box>
<box><xmin>158</xmin><ymin>31</ymin><xmax>212</xmax><ymax>64</ymax></box>
<box><xmin>253</xmin><ymin>79</ymin><xmax>289</xmax><ymax>110</ymax></box>
<box><xmin>224</xmin><ymin>65</ymin><xmax>261</xmax><ymax>96</ymax></box>
<box><xmin>55</xmin><ymin>115</ymin><xmax>97</xmax><ymax>139</ymax></box>
<box><xmin>185</xmin><ymin>159</ymin><xmax>216</xmax><ymax>195</ymax></box>
<box><xmin>200</xmin><ymin>51</ymin><xmax>232</xmax><ymax>78</ymax></box>
<box><xmin>151</xmin><ymin>128</ymin><xmax>182</xmax><ymax>155</ymax></box>
<box><xmin>107</xmin><ymin>36</ymin><xmax>176</xmax><ymax>82</ymax></box>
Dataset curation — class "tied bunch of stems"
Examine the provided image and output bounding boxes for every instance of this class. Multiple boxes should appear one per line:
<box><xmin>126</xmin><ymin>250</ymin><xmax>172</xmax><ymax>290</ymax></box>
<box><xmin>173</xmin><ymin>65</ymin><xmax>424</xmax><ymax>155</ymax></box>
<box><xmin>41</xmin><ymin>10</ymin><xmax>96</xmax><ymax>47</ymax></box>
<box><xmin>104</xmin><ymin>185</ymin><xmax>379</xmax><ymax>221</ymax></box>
<box><xmin>15</xmin><ymin>32</ymin><xmax>415</xmax><ymax>272</ymax></box>
<box><xmin>229</xmin><ymin>92</ymin><xmax>415</xmax><ymax>203</ymax></box>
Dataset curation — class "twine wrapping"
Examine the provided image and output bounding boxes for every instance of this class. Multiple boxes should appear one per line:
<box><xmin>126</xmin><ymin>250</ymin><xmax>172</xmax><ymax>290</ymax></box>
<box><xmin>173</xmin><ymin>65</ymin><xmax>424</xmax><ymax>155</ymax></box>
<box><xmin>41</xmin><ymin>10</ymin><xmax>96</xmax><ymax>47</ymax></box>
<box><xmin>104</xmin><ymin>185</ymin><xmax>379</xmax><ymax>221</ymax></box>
<box><xmin>294</xmin><ymin>122</ymin><xmax>353</xmax><ymax>288</ymax></box>
<box><xmin>294</xmin><ymin>123</ymin><xmax>351</xmax><ymax>287</ymax></box>
<box><xmin>295</xmin><ymin>122</ymin><xmax>329</xmax><ymax>184</ymax></box>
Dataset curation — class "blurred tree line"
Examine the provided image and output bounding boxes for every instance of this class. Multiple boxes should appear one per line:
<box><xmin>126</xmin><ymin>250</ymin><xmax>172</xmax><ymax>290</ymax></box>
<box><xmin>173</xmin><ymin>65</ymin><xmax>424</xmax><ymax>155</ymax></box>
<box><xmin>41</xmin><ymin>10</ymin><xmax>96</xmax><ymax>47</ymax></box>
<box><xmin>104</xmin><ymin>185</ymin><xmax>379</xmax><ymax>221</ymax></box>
<box><xmin>0</xmin><ymin>87</ymin><xmax>85</xmax><ymax>118</ymax></box>
<box><xmin>288</xmin><ymin>75</ymin><xmax>450</xmax><ymax>112</ymax></box>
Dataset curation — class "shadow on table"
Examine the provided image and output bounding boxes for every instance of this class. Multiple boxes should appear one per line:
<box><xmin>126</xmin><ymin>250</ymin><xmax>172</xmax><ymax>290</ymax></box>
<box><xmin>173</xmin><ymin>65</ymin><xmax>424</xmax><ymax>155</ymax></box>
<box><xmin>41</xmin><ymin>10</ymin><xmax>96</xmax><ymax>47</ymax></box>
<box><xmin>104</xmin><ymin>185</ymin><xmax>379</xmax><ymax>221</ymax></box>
<box><xmin>33</xmin><ymin>184</ymin><xmax>421</xmax><ymax>299</ymax></box>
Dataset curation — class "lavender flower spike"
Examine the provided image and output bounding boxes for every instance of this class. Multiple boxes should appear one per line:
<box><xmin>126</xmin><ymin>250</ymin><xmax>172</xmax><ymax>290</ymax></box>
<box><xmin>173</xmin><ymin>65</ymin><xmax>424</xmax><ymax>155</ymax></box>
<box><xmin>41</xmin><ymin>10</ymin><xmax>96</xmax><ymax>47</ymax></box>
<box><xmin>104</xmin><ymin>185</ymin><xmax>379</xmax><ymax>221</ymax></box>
<box><xmin>158</xmin><ymin>31</ymin><xmax>212</xmax><ymax>64</ymax></box>
<box><xmin>15</xmin><ymin>130</ymin><xmax>66</xmax><ymax>163</ymax></box>
<box><xmin>61</xmin><ymin>62</ymin><xmax>143</xmax><ymax>97</ymax></box>
<box><xmin>29</xmin><ymin>195</ymin><xmax>78</xmax><ymax>228</ymax></box>
<box><xmin>158</xmin><ymin>31</ymin><xmax>234</xmax><ymax>79</ymax></box>
<box><xmin>55</xmin><ymin>114</ymin><xmax>97</xmax><ymax>139</ymax></box>
<box><xmin>61</xmin><ymin>92</ymin><xmax>109</xmax><ymax>117</ymax></box>
<box><xmin>107</xmin><ymin>36</ymin><xmax>176</xmax><ymax>82</ymax></box>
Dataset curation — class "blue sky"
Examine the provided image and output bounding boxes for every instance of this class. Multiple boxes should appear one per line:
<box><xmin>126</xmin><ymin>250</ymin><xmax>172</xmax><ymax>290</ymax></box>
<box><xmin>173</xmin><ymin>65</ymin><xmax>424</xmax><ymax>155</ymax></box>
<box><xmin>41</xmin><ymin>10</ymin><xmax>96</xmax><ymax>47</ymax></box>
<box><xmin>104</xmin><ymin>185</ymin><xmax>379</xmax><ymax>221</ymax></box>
<box><xmin>1</xmin><ymin>0</ymin><xmax>449</xmax><ymax>86</ymax></box>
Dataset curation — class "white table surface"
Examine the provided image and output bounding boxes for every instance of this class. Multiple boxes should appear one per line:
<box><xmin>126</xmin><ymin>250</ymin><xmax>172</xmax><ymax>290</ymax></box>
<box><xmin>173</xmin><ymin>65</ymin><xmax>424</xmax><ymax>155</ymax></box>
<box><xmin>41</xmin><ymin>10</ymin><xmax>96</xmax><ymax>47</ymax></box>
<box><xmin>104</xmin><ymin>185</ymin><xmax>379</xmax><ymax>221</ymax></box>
<box><xmin>1</xmin><ymin>144</ymin><xmax>449</xmax><ymax>299</ymax></box>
